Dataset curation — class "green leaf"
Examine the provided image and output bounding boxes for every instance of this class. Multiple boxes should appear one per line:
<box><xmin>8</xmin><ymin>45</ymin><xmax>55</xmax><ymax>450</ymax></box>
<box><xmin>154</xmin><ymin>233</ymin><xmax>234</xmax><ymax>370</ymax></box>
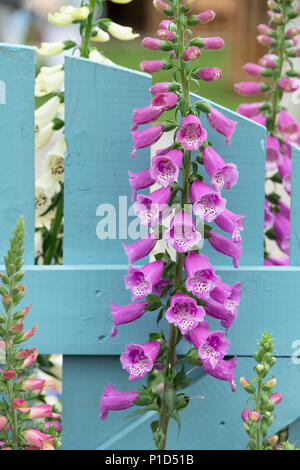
<box><xmin>125</xmin><ymin>404</ymin><xmax>158</xmax><ymax>419</ymax></box>
<box><xmin>134</xmin><ymin>387</ymin><xmax>153</xmax><ymax>407</ymax></box>
<box><xmin>146</xmin><ymin>295</ymin><xmax>162</xmax><ymax>312</ymax></box>
<box><xmin>175</xmin><ymin>393</ymin><xmax>190</xmax><ymax>411</ymax></box>
<box><xmin>157</xmin><ymin>308</ymin><xmax>164</xmax><ymax>326</ymax></box>
<box><xmin>184</xmin><ymin>347</ymin><xmax>202</xmax><ymax>366</ymax></box>
<box><xmin>171</xmin><ymin>411</ymin><xmax>181</xmax><ymax>438</ymax></box>
<box><xmin>165</xmin><ymin>388</ymin><xmax>176</xmax><ymax>414</ymax></box>
<box><xmin>174</xmin><ymin>368</ymin><xmax>191</xmax><ymax>391</ymax></box>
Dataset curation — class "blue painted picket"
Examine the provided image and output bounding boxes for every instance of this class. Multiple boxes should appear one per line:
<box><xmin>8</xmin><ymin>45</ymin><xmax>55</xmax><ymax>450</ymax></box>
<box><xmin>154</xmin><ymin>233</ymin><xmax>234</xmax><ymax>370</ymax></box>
<box><xmin>1</xmin><ymin>43</ymin><xmax>300</xmax><ymax>450</ymax></box>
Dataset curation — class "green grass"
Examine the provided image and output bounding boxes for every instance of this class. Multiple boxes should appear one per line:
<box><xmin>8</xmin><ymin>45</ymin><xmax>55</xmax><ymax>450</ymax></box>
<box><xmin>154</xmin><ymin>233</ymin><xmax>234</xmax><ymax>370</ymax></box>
<box><xmin>102</xmin><ymin>41</ymin><xmax>241</xmax><ymax>111</ymax></box>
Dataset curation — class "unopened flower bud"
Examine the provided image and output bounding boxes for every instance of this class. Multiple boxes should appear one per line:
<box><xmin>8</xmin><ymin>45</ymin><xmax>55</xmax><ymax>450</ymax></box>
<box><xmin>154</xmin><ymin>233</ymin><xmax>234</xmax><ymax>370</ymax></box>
<box><xmin>267</xmin><ymin>434</ymin><xmax>278</xmax><ymax>445</ymax></box>
<box><xmin>2</xmin><ymin>295</ymin><xmax>11</xmax><ymax>307</ymax></box>
<box><xmin>286</xmin><ymin>27</ymin><xmax>300</xmax><ymax>39</ymax></box>
<box><xmin>249</xmin><ymin>411</ymin><xmax>261</xmax><ymax>423</ymax></box>
<box><xmin>183</xmin><ymin>46</ymin><xmax>201</xmax><ymax>61</ymax></box>
<box><xmin>256</xmin><ymin>364</ymin><xmax>265</xmax><ymax>374</ymax></box>
<box><xmin>263</xmin><ymin>378</ymin><xmax>277</xmax><ymax>391</ymax></box>
<box><xmin>240</xmin><ymin>377</ymin><xmax>256</xmax><ymax>393</ymax></box>
<box><xmin>269</xmin><ymin>392</ymin><xmax>283</xmax><ymax>405</ymax></box>
<box><xmin>3</xmin><ymin>369</ymin><xmax>17</xmax><ymax>379</ymax></box>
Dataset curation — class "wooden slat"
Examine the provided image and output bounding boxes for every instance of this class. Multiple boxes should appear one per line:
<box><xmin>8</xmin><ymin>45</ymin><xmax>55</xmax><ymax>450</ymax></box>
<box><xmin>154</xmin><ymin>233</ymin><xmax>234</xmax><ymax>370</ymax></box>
<box><xmin>290</xmin><ymin>144</ymin><xmax>300</xmax><ymax>266</ymax></box>
<box><xmin>64</xmin><ymin>57</ymin><xmax>152</xmax><ymax>265</ymax></box>
<box><xmin>14</xmin><ymin>264</ymin><xmax>300</xmax><ymax>357</ymax></box>
<box><xmin>0</xmin><ymin>44</ymin><xmax>35</xmax><ymax>264</ymax></box>
<box><xmin>62</xmin><ymin>356</ymin><xmax>300</xmax><ymax>450</ymax></box>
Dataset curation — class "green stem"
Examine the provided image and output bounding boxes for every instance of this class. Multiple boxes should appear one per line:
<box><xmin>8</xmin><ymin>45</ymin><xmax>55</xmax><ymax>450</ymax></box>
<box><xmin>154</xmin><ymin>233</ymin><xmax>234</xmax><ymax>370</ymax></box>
<box><xmin>80</xmin><ymin>0</ymin><xmax>97</xmax><ymax>58</ymax></box>
<box><xmin>255</xmin><ymin>379</ymin><xmax>262</xmax><ymax>450</ymax></box>
<box><xmin>5</xmin><ymin>301</ymin><xmax>18</xmax><ymax>448</ymax></box>
<box><xmin>44</xmin><ymin>190</ymin><xmax>64</xmax><ymax>265</ymax></box>
<box><xmin>158</xmin><ymin>1</ymin><xmax>192</xmax><ymax>450</ymax></box>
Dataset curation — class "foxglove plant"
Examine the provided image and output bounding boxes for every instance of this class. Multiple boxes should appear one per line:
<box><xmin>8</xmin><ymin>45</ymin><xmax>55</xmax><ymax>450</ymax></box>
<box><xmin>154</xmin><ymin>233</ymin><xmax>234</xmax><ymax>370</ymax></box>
<box><xmin>240</xmin><ymin>332</ymin><xmax>296</xmax><ymax>450</ymax></box>
<box><xmin>34</xmin><ymin>0</ymin><xmax>138</xmax><ymax>265</ymax></box>
<box><xmin>235</xmin><ymin>0</ymin><xmax>300</xmax><ymax>265</ymax></box>
<box><xmin>0</xmin><ymin>218</ymin><xmax>60</xmax><ymax>450</ymax></box>
<box><xmin>100</xmin><ymin>0</ymin><xmax>244</xmax><ymax>450</ymax></box>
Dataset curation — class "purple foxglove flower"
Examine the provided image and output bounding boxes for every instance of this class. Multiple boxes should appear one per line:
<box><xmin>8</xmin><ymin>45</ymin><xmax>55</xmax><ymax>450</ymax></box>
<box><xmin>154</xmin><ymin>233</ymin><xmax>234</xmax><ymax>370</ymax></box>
<box><xmin>196</xmin><ymin>10</ymin><xmax>216</xmax><ymax>24</ymax></box>
<box><xmin>157</xmin><ymin>28</ymin><xmax>175</xmax><ymax>41</ymax></box>
<box><xmin>264</xmin><ymin>199</ymin><xmax>275</xmax><ymax>230</ymax></box>
<box><xmin>257</xmin><ymin>24</ymin><xmax>271</xmax><ymax>34</ymax></box>
<box><xmin>207</xmin><ymin>108</ymin><xmax>237</xmax><ymax>145</ymax></box>
<box><xmin>278</xmin><ymin>200</ymin><xmax>290</xmax><ymax>220</ymax></box>
<box><xmin>142</xmin><ymin>37</ymin><xmax>162</xmax><ymax>51</ymax></box>
<box><xmin>131</xmin><ymin>124</ymin><xmax>164</xmax><ymax>158</ymax></box>
<box><xmin>204</xmin><ymin>296</ymin><xmax>237</xmax><ymax>330</ymax></box>
<box><xmin>203</xmin><ymin>37</ymin><xmax>224</xmax><ymax>50</ymax></box>
<box><xmin>131</xmin><ymin>106</ymin><xmax>164</xmax><ymax>131</ymax></box>
<box><xmin>190</xmin><ymin>180</ymin><xmax>226</xmax><ymax>222</ymax></box>
<box><xmin>184</xmin><ymin>251</ymin><xmax>220</xmax><ymax>299</ymax></box>
<box><xmin>269</xmin><ymin>392</ymin><xmax>283</xmax><ymax>405</ymax></box>
<box><xmin>266</xmin><ymin>136</ymin><xmax>281</xmax><ymax>171</ymax></box>
<box><xmin>278</xmin><ymin>78</ymin><xmax>298</xmax><ymax>92</ymax></box>
<box><xmin>128</xmin><ymin>168</ymin><xmax>155</xmax><ymax>201</ymax></box>
<box><xmin>188</xmin><ymin>324</ymin><xmax>230</xmax><ymax>368</ymax></box>
<box><xmin>258</xmin><ymin>54</ymin><xmax>278</xmax><ymax>69</ymax></box>
<box><xmin>211</xmin><ymin>280</ymin><xmax>241</xmax><ymax>312</ymax></box>
<box><xmin>278</xmin><ymin>154</ymin><xmax>291</xmax><ymax>195</ymax></box>
<box><xmin>151</xmin><ymin>92</ymin><xmax>178</xmax><ymax>110</ymax></box>
<box><xmin>286</xmin><ymin>27</ymin><xmax>300</xmax><ymax>38</ymax></box>
<box><xmin>214</xmin><ymin>208</ymin><xmax>244</xmax><ymax>244</ymax></box>
<box><xmin>140</xmin><ymin>60</ymin><xmax>165</xmax><ymax>73</ymax></box>
<box><xmin>252</xmin><ymin>114</ymin><xmax>267</xmax><ymax>126</ymax></box>
<box><xmin>241</xmin><ymin>408</ymin><xmax>252</xmax><ymax>422</ymax></box>
<box><xmin>196</xmin><ymin>67</ymin><xmax>222</xmax><ymax>82</ymax></box>
<box><xmin>150</xmin><ymin>148</ymin><xmax>183</xmax><ymax>187</ymax></box>
<box><xmin>278</xmin><ymin>110</ymin><xmax>300</xmax><ymax>142</ymax></box>
<box><xmin>124</xmin><ymin>260</ymin><xmax>164</xmax><ymax>301</ymax></box>
<box><xmin>159</xmin><ymin>20</ymin><xmax>176</xmax><ymax>30</ymax></box>
<box><xmin>208</xmin><ymin>231</ymin><xmax>243</xmax><ymax>268</ymax></box>
<box><xmin>274</xmin><ymin>212</ymin><xmax>290</xmax><ymax>255</ymax></box>
<box><xmin>165</xmin><ymin>292</ymin><xmax>206</xmax><ymax>334</ymax></box>
<box><xmin>176</xmin><ymin>114</ymin><xmax>207</xmax><ymax>151</ymax></box>
<box><xmin>152</xmin><ymin>279</ymin><xmax>172</xmax><ymax>297</ymax></box>
<box><xmin>164</xmin><ymin>210</ymin><xmax>202</xmax><ymax>253</ymax></box>
<box><xmin>99</xmin><ymin>383</ymin><xmax>139</xmax><ymax>420</ymax></box>
<box><xmin>120</xmin><ymin>341</ymin><xmax>160</xmax><ymax>381</ymax></box>
<box><xmin>134</xmin><ymin>187</ymin><xmax>171</xmax><ymax>226</ymax></box>
<box><xmin>257</xmin><ymin>35</ymin><xmax>273</xmax><ymax>46</ymax></box>
<box><xmin>150</xmin><ymin>82</ymin><xmax>170</xmax><ymax>95</ymax></box>
<box><xmin>264</xmin><ymin>256</ymin><xmax>289</xmax><ymax>266</ymax></box>
<box><xmin>122</xmin><ymin>235</ymin><xmax>157</xmax><ymax>264</ymax></box>
<box><xmin>203</xmin><ymin>146</ymin><xmax>239</xmax><ymax>191</ymax></box>
<box><xmin>243</xmin><ymin>63</ymin><xmax>264</xmax><ymax>76</ymax></box>
<box><xmin>110</xmin><ymin>301</ymin><xmax>148</xmax><ymax>337</ymax></box>
<box><xmin>234</xmin><ymin>82</ymin><xmax>264</xmax><ymax>96</ymax></box>
<box><xmin>183</xmin><ymin>46</ymin><xmax>201</xmax><ymax>61</ymax></box>
<box><xmin>202</xmin><ymin>356</ymin><xmax>237</xmax><ymax>391</ymax></box>
<box><xmin>236</xmin><ymin>102</ymin><xmax>262</xmax><ymax>118</ymax></box>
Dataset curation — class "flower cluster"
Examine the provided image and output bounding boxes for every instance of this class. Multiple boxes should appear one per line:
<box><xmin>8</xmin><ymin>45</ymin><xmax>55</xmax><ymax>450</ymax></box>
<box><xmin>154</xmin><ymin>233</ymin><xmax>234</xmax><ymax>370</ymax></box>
<box><xmin>34</xmin><ymin>0</ymin><xmax>139</xmax><ymax>265</ymax></box>
<box><xmin>240</xmin><ymin>332</ymin><xmax>296</xmax><ymax>450</ymax></box>
<box><xmin>235</xmin><ymin>0</ymin><xmax>300</xmax><ymax>265</ymax></box>
<box><xmin>100</xmin><ymin>0</ymin><xmax>244</xmax><ymax>450</ymax></box>
<box><xmin>0</xmin><ymin>218</ymin><xmax>61</xmax><ymax>450</ymax></box>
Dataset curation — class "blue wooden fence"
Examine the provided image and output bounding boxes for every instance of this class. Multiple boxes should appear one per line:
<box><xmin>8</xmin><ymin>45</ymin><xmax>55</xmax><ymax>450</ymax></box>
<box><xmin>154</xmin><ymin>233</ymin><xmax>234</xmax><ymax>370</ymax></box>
<box><xmin>1</xmin><ymin>43</ymin><xmax>300</xmax><ymax>450</ymax></box>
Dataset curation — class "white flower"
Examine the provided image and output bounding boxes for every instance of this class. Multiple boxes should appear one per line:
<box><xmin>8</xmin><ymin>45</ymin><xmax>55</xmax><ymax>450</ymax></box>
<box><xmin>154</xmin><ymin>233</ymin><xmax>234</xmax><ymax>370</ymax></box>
<box><xmin>48</xmin><ymin>12</ymin><xmax>73</xmax><ymax>26</ymax></box>
<box><xmin>91</xmin><ymin>27</ymin><xmax>110</xmax><ymax>43</ymax></box>
<box><xmin>71</xmin><ymin>6</ymin><xmax>90</xmax><ymax>21</ymax></box>
<box><xmin>35</xmin><ymin>96</ymin><xmax>60</xmax><ymax>131</ymax></box>
<box><xmin>107</xmin><ymin>22</ymin><xmax>139</xmax><ymax>41</ymax></box>
<box><xmin>35</xmin><ymin>67</ymin><xmax>64</xmax><ymax>97</ymax></box>
<box><xmin>37</xmin><ymin>42</ymin><xmax>65</xmax><ymax>56</ymax></box>
<box><xmin>110</xmin><ymin>0</ymin><xmax>134</xmax><ymax>3</ymax></box>
<box><xmin>89</xmin><ymin>49</ymin><xmax>115</xmax><ymax>65</ymax></box>
<box><xmin>35</xmin><ymin>122</ymin><xmax>54</xmax><ymax>150</ymax></box>
<box><xmin>44</xmin><ymin>134</ymin><xmax>66</xmax><ymax>183</ymax></box>
<box><xmin>35</xmin><ymin>231</ymin><xmax>43</xmax><ymax>258</ymax></box>
<box><xmin>35</xmin><ymin>174</ymin><xmax>57</xmax><ymax>216</ymax></box>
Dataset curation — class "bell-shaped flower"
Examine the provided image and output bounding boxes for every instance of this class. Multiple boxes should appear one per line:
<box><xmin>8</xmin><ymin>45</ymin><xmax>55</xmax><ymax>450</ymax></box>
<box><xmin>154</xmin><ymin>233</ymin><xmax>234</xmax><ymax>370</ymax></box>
<box><xmin>203</xmin><ymin>146</ymin><xmax>239</xmax><ymax>192</ymax></box>
<box><xmin>185</xmin><ymin>251</ymin><xmax>220</xmax><ymax>299</ymax></box>
<box><xmin>188</xmin><ymin>323</ymin><xmax>230</xmax><ymax>368</ymax></box>
<box><xmin>120</xmin><ymin>341</ymin><xmax>160</xmax><ymax>380</ymax></box>
<box><xmin>71</xmin><ymin>6</ymin><xmax>90</xmax><ymax>21</ymax></box>
<box><xmin>202</xmin><ymin>356</ymin><xmax>237</xmax><ymax>391</ymax></box>
<box><xmin>128</xmin><ymin>168</ymin><xmax>155</xmax><ymax>201</ymax></box>
<box><xmin>210</xmin><ymin>281</ymin><xmax>241</xmax><ymax>310</ymax></box>
<box><xmin>264</xmin><ymin>255</ymin><xmax>289</xmax><ymax>266</ymax></box>
<box><xmin>22</xmin><ymin>379</ymin><xmax>45</xmax><ymax>393</ymax></box>
<box><xmin>273</xmin><ymin>211</ymin><xmax>290</xmax><ymax>255</ymax></box>
<box><xmin>89</xmin><ymin>49</ymin><xmax>115</xmax><ymax>65</ymax></box>
<box><xmin>278</xmin><ymin>155</ymin><xmax>291</xmax><ymax>195</ymax></box>
<box><xmin>35</xmin><ymin>65</ymin><xmax>64</xmax><ymax>97</ymax></box>
<box><xmin>44</xmin><ymin>134</ymin><xmax>66</xmax><ymax>183</ymax></box>
<box><xmin>37</xmin><ymin>42</ymin><xmax>65</xmax><ymax>56</ymax></box>
<box><xmin>110</xmin><ymin>301</ymin><xmax>148</xmax><ymax>337</ymax></box>
<box><xmin>132</xmin><ymin>92</ymin><xmax>178</xmax><ymax>131</ymax></box>
<box><xmin>164</xmin><ymin>211</ymin><xmax>202</xmax><ymax>253</ymax></box>
<box><xmin>278</xmin><ymin>78</ymin><xmax>298</xmax><ymax>93</ymax></box>
<box><xmin>266</xmin><ymin>136</ymin><xmax>282</xmax><ymax>171</ymax></box>
<box><xmin>204</xmin><ymin>297</ymin><xmax>238</xmax><ymax>330</ymax></box>
<box><xmin>124</xmin><ymin>260</ymin><xmax>164</xmax><ymax>301</ymax></box>
<box><xmin>21</xmin><ymin>351</ymin><xmax>39</xmax><ymax>369</ymax></box>
<box><xmin>35</xmin><ymin>123</ymin><xmax>54</xmax><ymax>151</ymax></box>
<box><xmin>150</xmin><ymin>148</ymin><xmax>183</xmax><ymax>188</ymax></box>
<box><xmin>176</xmin><ymin>114</ymin><xmax>207</xmax><ymax>151</ymax></box>
<box><xmin>208</xmin><ymin>231</ymin><xmax>243</xmax><ymax>268</ymax></box>
<box><xmin>13</xmin><ymin>399</ymin><xmax>30</xmax><ymax>413</ymax></box>
<box><xmin>99</xmin><ymin>383</ymin><xmax>139</xmax><ymax>420</ymax></box>
<box><xmin>131</xmin><ymin>124</ymin><xmax>164</xmax><ymax>158</ymax></box>
<box><xmin>122</xmin><ymin>235</ymin><xmax>157</xmax><ymax>264</ymax></box>
<box><xmin>207</xmin><ymin>108</ymin><xmax>237</xmax><ymax>145</ymax></box>
<box><xmin>236</xmin><ymin>102</ymin><xmax>262</xmax><ymax>118</ymax></box>
<box><xmin>35</xmin><ymin>96</ymin><xmax>60</xmax><ymax>134</ymax></box>
<box><xmin>134</xmin><ymin>187</ymin><xmax>171</xmax><ymax>226</ymax></box>
<box><xmin>28</xmin><ymin>405</ymin><xmax>53</xmax><ymax>420</ymax></box>
<box><xmin>23</xmin><ymin>429</ymin><xmax>55</xmax><ymax>450</ymax></box>
<box><xmin>264</xmin><ymin>199</ymin><xmax>275</xmax><ymax>230</ymax></box>
<box><xmin>48</xmin><ymin>6</ymin><xmax>74</xmax><ymax>26</ymax></box>
<box><xmin>190</xmin><ymin>180</ymin><xmax>226</xmax><ymax>222</ymax></box>
<box><xmin>91</xmin><ymin>27</ymin><xmax>110</xmax><ymax>43</ymax></box>
<box><xmin>165</xmin><ymin>292</ymin><xmax>205</xmax><ymax>334</ymax></box>
<box><xmin>214</xmin><ymin>208</ymin><xmax>244</xmax><ymax>244</ymax></box>
<box><xmin>278</xmin><ymin>110</ymin><xmax>300</xmax><ymax>142</ymax></box>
